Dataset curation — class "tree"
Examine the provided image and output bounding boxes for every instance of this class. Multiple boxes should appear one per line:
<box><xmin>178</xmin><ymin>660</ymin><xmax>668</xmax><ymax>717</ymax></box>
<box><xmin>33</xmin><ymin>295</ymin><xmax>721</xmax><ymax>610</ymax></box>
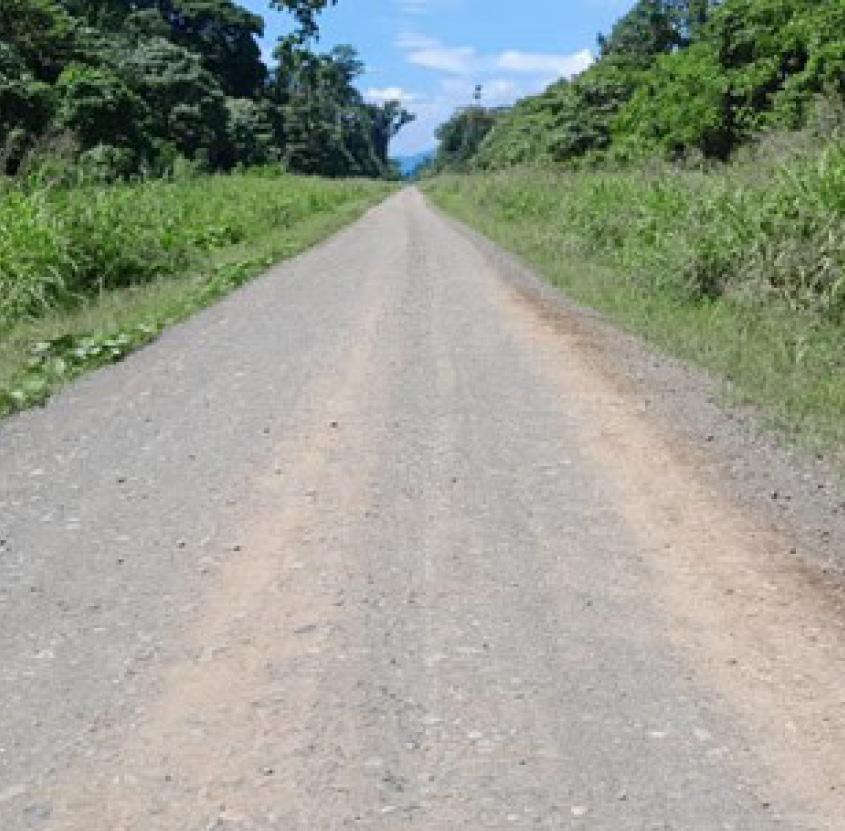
<box><xmin>270</xmin><ymin>42</ymin><xmax>351</xmax><ymax>174</ymax></box>
<box><xmin>434</xmin><ymin>106</ymin><xmax>499</xmax><ymax>170</ymax></box>
<box><xmin>223</xmin><ymin>97</ymin><xmax>277</xmax><ymax>167</ymax></box>
<box><xmin>0</xmin><ymin>0</ymin><xmax>79</xmax><ymax>82</ymax></box>
<box><xmin>55</xmin><ymin>63</ymin><xmax>146</xmax><ymax>151</ymax></box>
<box><xmin>124</xmin><ymin>37</ymin><xmax>229</xmax><ymax>167</ymax></box>
<box><xmin>613</xmin><ymin>42</ymin><xmax>734</xmax><ymax>158</ymax></box>
<box><xmin>0</xmin><ymin>0</ymin><xmax>415</xmax><ymax>178</ymax></box>
<box><xmin>613</xmin><ymin>0</ymin><xmax>845</xmax><ymax>158</ymax></box>
<box><xmin>369</xmin><ymin>100</ymin><xmax>414</xmax><ymax>166</ymax></box>
<box><xmin>269</xmin><ymin>0</ymin><xmax>338</xmax><ymax>41</ymax></box>
<box><xmin>598</xmin><ymin>1</ymin><xmax>721</xmax><ymax>59</ymax></box>
<box><xmin>146</xmin><ymin>0</ymin><xmax>267</xmax><ymax>97</ymax></box>
<box><xmin>444</xmin><ymin>0</ymin><xmax>843</xmax><ymax>169</ymax></box>
<box><xmin>269</xmin><ymin>41</ymin><xmax>412</xmax><ymax>177</ymax></box>
<box><xmin>0</xmin><ymin>44</ymin><xmax>55</xmax><ymax>174</ymax></box>
<box><xmin>598</xmin><ymin>0</ymin><xmax>679</xmax><ymax>66</ymax></box>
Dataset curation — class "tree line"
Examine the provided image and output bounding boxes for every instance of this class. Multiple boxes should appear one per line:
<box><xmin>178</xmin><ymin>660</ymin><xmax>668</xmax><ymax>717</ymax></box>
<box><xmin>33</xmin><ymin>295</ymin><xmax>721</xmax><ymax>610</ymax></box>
<box><xmin>1</xmin><ymin>0</ymin><xmax>413</xmax><ymax>179</ymax></box>
<box><xmin>432</xmin><ymin>0</ymin><xmax>844</xmax><ymax>171</ymax></box>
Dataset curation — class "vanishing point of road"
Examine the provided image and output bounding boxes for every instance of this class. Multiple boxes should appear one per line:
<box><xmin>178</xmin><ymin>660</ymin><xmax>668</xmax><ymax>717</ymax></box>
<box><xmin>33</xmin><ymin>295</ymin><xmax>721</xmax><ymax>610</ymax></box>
<box><xmin>1</xmin><ymin>189</ymin><xmax>843</xmax><ymax>829</ymax></box>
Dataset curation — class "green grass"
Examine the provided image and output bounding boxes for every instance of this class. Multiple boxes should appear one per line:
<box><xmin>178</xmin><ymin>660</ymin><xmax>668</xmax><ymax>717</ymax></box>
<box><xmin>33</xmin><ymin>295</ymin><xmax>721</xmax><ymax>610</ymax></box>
<box><xmin>0</xmin><ymin>169</ymin><xmax>393</xmax><ymax>414</ymax></box>
<box><xmin>425</xmin><ymin>147</ymin><xmax>845</xmax><ymax>459</ymax></box>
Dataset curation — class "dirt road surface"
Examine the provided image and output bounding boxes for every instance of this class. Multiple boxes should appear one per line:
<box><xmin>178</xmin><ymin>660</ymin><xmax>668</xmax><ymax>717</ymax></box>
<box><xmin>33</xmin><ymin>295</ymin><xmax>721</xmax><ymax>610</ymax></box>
<box><xmin>1</xmin><ymin>189</ymin><xmax>843</xmax><ymax>829</ymax></box>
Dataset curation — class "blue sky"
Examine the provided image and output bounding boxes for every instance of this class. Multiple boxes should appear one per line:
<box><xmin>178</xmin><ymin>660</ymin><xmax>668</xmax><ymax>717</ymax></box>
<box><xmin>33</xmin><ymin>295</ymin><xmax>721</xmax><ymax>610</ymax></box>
<box><xmin>243</xmin><ymin>0</ymin><xmax>633</xmax><ymax>155</ymax></box>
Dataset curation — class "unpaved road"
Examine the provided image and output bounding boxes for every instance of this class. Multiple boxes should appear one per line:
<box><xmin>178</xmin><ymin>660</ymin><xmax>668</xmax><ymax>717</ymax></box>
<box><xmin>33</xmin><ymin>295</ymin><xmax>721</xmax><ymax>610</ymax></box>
<box><xmin>1</xmin><ymin>189</ymin><xmax>843</xmax><ymax>829</ymax></box>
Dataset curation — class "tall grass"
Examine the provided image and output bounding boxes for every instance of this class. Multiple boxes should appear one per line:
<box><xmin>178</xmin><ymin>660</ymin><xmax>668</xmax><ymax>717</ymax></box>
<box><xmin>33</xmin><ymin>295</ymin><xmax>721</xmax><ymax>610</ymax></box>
<box><xmin>0</xmin><ymin>169</ymin><xmax>392</xmax><ymax>414</ymax></box>
<box><xmin>0</xmin><ymin>170</ymin><xmax>387</xmax><ymax>330</ymax></box>
<box><xmin>427</xmin><ymin>144</ymin><xmax>845</xmax><ymax>455</ymax></box>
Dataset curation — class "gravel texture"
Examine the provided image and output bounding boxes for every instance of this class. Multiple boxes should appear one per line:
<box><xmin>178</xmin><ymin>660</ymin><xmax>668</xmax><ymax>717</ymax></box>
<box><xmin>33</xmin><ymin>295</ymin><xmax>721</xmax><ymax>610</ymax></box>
<box><xmin>0</xmin><ymin>188</ymin><xmax>842</xmax><ymax>829</ymax></box>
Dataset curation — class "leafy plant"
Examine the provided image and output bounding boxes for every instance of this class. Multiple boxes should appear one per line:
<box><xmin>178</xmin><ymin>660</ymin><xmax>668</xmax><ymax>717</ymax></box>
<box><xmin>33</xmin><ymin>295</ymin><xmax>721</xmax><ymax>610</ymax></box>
<box><xmin>445</xmin><ymin>0</ymin><xmax>844</xmax><ymax>172</ymax></box>
<box><xmin>0</xmin><ymin>0</ymin><xmax>411</xmax><ymax>179</ymax></box>
<box><xmin>0</xmin><ymin>169</ymin><xmax>392</xmax><ymax>415</ymax></box>
<box><xmin>426</xmin><ymin>141</ymin><xmax>845</xmax><ymax>451</ymax></box>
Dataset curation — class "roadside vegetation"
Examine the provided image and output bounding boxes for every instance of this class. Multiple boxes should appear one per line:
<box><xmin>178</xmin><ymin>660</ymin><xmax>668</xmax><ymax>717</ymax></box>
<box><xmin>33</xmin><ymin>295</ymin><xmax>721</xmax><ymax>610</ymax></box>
<box><xmin>427</xmin><ymin>146</ymin><xmax>844</xmax><ymax>453</ymax></box>
<box><xmin>2</xmin><ymin>0</ymin><xmax>411</xmax><ymax>180</ymax></box>
<box><xmin>0</xmin><ymin>170</ymin><xmax>392</xmax><ymax>415</ymax></box>
<box><xmin>430</xmin><ymin>0</ymin><xmax>843</xmax><ymax>173</ymax></box>
<box><xmin>426</xmin><ymin>0</ymin><xmax>844</xmax><ymax>456</ymax></box>
<box><xmin>1</xmin><ymin>1</ymin><xmax>400</xmax><ymax>416</ymax></box>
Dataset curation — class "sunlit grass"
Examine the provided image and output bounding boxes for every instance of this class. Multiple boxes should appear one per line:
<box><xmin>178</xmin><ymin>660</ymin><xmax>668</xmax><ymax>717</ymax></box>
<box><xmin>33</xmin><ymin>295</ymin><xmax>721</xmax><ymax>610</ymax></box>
<box><xmin>0</xmin><ymin>170</ymin><xmax>393</xmax><ymax>414</ymax></box>
<box><xmin>426</xmin><ymin>147</ymin><xmax>844</xmax><ymax>457</ymax></box>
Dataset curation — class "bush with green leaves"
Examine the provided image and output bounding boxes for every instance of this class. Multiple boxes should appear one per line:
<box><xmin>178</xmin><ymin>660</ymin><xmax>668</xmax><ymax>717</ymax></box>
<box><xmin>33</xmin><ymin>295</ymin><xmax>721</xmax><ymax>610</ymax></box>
<box><xmin>458</xmin><ymin>0</ymin><xmax>844</xmax><ymax>171</ymax></box>
<box><xmin>613</xmin><ymin>0</ymin><xmax>845</xmax><ymax>159</ymax></box>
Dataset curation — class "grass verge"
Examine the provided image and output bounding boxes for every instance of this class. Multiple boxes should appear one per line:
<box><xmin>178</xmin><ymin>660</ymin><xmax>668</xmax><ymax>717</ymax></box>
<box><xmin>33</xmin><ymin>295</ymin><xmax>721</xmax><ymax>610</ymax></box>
<box><xmin>0</xmin><ymin>171</ymin><xmax>393</xmax><ymax>416</ymax></box>
<box><xmin>425</xmin><ymin>157</ymin><xmax>844</xmax><ymax>459</ymax></box>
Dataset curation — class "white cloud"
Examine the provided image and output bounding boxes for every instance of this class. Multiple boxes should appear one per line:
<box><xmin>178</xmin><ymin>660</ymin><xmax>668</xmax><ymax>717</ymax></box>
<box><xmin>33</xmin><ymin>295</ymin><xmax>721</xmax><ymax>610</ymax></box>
<box><xmin>481</xmin><ymin>78</ymin><xmax>521</xmax><ymax>102</ymax></box>
<box><xmin>394</xmin><ymin>0</ymin><xmax>458</xmax><ymax>17</ymax></box>
<box><xmin>366</xmin><ymin>86</ymin><xmax>419</xmax><ymax>104</ymax></box>
<box><xmin>394</xmin><ymin>32</ymin><xmax>440</xmax><ymax>50</ymax></box>
<box><xmin>388</xmin><ymin>28</ymin><xmax>595</xmax><ymax>155</ymax></box>
<box><xmin>407</xmin><ymin>44</ymin><xmax>477</xmax><ymax>74</ymax></box>
<box><xmin>497</xmin><ymin>48</ymin><xmax>594</xmax><ymax>77</ymax></box>
<box><xmin>392</xmin><ymin>76</ymin><xmax>535</xmax><ymax>155</ymax></box>
<box><xmin>398</xmin><ymin>35</ymin><xmax>593</xmax><ymax>80</ymax></box>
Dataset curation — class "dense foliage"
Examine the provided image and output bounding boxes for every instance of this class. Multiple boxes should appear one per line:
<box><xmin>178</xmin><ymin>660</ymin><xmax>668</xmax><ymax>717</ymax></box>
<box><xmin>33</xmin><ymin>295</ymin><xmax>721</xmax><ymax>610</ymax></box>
<box><xmin>0</xmin><ymin>170</ymin><xmax>390</xmax><ymax>413</ymax></box>
<box><xmin>433</xmin><ymin>0</ymin><xmax>844</xmax><ymax>170</ymax></box>
<box><xmin>433</xmin><ymin>105</ymin><xmax>500</xmax><ymax>172</ymax></box>
<box><xmin>0</xmin><ymin>0</ymin><xmax>412</xmax><ymax>178</ymax></box>
<box><xmin>435</xmin><ymin>144</ymin><xmax>845</xmax><ymax>319</ymax></box>
<box><xmin>427</xmin><ymin>144</ymin><xmax>845</xmax><ymax>448</ymax></box>
<box><xmin>0</xmin><ymin>168</ymin><xmax>387</xmax><ymax>327</ymax></box>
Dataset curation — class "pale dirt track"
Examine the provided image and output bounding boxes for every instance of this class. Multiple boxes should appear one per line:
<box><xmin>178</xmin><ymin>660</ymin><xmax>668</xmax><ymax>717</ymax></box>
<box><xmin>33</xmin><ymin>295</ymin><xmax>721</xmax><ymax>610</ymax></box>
<box><xmin>0</xmin><ymin>188</ymin><xmax>843</xmax><ymax>829</ymax></box>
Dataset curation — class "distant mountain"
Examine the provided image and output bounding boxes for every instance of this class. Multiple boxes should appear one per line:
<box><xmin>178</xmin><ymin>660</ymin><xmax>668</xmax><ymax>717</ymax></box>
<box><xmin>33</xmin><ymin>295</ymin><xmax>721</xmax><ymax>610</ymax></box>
<box><xmin>393</xmin><ymin>150</ymin><xmax>435</xmax><ymax>178</ymax></box>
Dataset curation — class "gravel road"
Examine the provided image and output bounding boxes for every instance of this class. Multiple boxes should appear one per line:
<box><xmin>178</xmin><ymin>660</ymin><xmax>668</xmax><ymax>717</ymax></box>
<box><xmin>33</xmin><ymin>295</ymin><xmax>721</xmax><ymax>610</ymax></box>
<box><xmin>1</xmin><ymin>188</ymin><xmax>842</xmax><ymax>829</ymax></box>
